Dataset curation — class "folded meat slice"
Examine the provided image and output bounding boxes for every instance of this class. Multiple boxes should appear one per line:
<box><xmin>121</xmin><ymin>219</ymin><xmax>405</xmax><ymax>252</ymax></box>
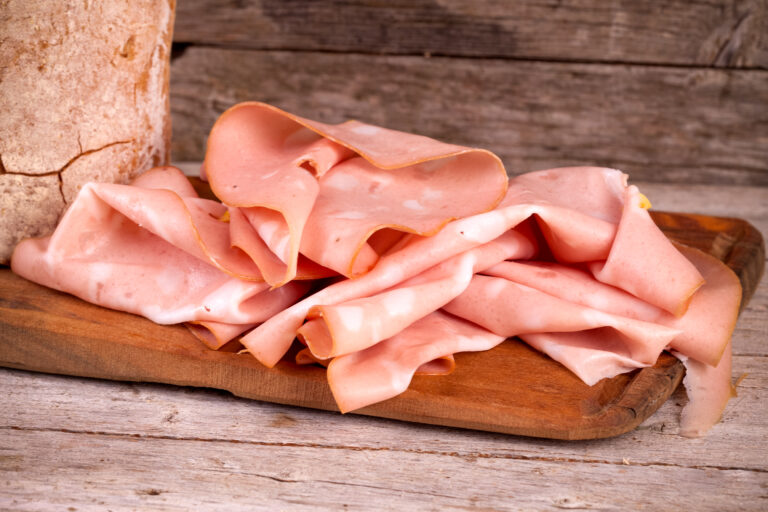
<box><xmin>501</xmin><ymin>166</ymin><xmax>625</xmax><ymax>262</ymax></box>
<box><xmin>667</xmin><ymin>245</ymin><xmax>741</xmax><ymax>366</ymax></box>
<box><xmin>301</xmin><ymin>151</ymin><xmax>508</xmax><ymax>276</ymax></box>
<box><xmin>240</xmin><ymin>167</ymin><xmax>642</xmax><ymax>367</ymax></box>
<box><xmin>443</xmin><ymin>274</ymin><xmax>681</xmax><ymax>366</ymax></box>
<box><xmin>295</xmin><ymin>346</ymin><xmax>456</xmax><ymax>376</ymax></box>
<box><xmin>504</xmin><ymin>167</ymin><xmax>704</xmax><ymax>317</ymax></box>
<box><xmin>672</xmin><ymin>246</ymin><xmax>740</xmax><ymax>437</ymax></box>
<box><xmin>296</xmin><ymin>250</ymin><xmax>476</xmax><ymax>359</ymax></box>
<box><xmin>590</xmin><ymin>186</ymin><xmax>704</xmax><ymax>316</ymax></box>
<box><xmin>507</xmin><ymin>166</ymin><xmax>626</xmax><ymax>222</ymax></box>
<box><xmin>11</xmin><ymin>214</ymin><xmax>307</xmax><ymax>326</ymax></box>
<box><xmin>228</xmin><ymin>206</ymin><xmax>336</xmax><ymax>284</ymax></box>
<box><xmin>478</xmin><ymin>244</ymin><xmax>740</xmax><ymax>430</ymax></box>
<box><xmin>328</xmin><ymin>311</ymin><xmax>505</xmax><ymax>413</ymax></box>
<box><xmin>204</xmin><ymin>102</ymin><xmax>508</xmax><ymax>283</ymax></box>
<box><xmin>10</xmin><ymin>168</ymin><xmax>309</xmax><ymax>326</ymax></box>
<box><xmin>484</xmin><ymin>247</ymin><xmax>738</xmax><ymax>368</ymax></box>
<box><xmin>240</xmin><ymin>209</ymin><xmax>543</xmax><ymax>366</ymax></box>
<box><xmin>204</xmin><ymin>104</ymin><xmax>329</xmax><ymax>286</ymax></box>
<box><xmin>297</xmin><ymin>229</ymin><xmax>534</xmax><ymax>360</ymax></box>
<box><xmin>51</xmin><ymin>168</ymin><xmax>263</xmax><ymax>281</ymax></box>
<box><xmin>482</xmin><ymin>261</ymin><xmax>663</xmax><ymax>321</ymax></box>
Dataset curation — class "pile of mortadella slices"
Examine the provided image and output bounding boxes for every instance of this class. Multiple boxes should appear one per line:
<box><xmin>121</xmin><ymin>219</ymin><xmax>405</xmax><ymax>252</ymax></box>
<box><xmin>12</xmin><ymin>102</ymin><xmax>742</xmax><ymax>437</ymax></box>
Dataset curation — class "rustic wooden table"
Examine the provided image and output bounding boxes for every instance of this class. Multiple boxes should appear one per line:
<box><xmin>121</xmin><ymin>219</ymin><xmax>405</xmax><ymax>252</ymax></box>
<box><xmin>1</xmin><ymin>181</ymin><xmax>766</xmax><ymax>511</ymax></box>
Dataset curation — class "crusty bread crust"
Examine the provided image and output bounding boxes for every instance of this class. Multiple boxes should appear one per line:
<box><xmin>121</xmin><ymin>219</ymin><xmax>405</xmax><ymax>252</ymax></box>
<box><xmin>0</xmin><ymin>0</ymin><xmax>176</xmax><ymax>263</ymax></box>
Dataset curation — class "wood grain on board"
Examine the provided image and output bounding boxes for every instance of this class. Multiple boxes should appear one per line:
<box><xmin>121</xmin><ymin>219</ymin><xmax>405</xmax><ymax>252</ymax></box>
<box><xmin>169</xmin><ymin>48</ymin><xmax>768</xmax><ymax>186</ymax></box>
<box><xmin>0</xmin><ymin>213</ymin><xmax>763</xmax><ymax>440</ymax></box>
<box><xmin>173</xmin><ymin>0</ymin><xmax>768</xmax><ymax>68</ymax></box>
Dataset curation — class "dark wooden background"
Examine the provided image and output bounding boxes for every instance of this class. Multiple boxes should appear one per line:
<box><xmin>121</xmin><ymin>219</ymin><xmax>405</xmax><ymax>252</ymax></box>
<box><xmin>170</xmin><ymin>0</ymin><xmax>768</xmax><ymax>186</ymax></box>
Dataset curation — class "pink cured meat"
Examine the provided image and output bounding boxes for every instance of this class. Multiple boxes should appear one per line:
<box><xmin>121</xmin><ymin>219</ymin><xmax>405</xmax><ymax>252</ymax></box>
<box><xmin>327</xmin><ymin>311</ymin><xmax>505</xmax><ymax>413</ymax></box>
<box><xmin>204</xmin><ymin>102</ymin><xmax>508</xmax><ymax>284</ymax></box>
<box><xmin>443</xmin><ymin>274</ymin><xmax>681</xmax><ymax>364</ymax></box>
<box><xmin>483</xmin><ymin>249</ymin><xmax>737</xmax><ymax>368</ymax></box>
<box><xmin>298</xmin><ymin>251</ymin><xmax>479</xmax><ymax>360</ymax></box>
<box><xmin>520</xmin><ymin>330</ymin><xmax>661</xmax><ymax>386</ymax></box>
<box><xmin>11</xmin><ymin>167</ymin><xmax>309</xmax><ymax>326</ymax></box>
<box><xmin>590</xmin><ymin>186</ymin><xmax>704</xmax><ymax>316</ymax></box>
<box><xmin>240</xmin><ymin>167</ymin><xmax>643</xmax><ymax>367</ymax></box>
<box><xmin>301</xmin><ymin>152</ymin><xmax>508</xmax><ymax>276</ymax></box>
<box><xmin>294</xmin><ymin>347</ymin><xmax>456</xmax><ymax>376</ymax></box>
<box><xmin>666</xmin><ymin>245</ymin><xmax>741</xmax><ymax>366</ymax></box>
<box><xmin>8</xmin><ymin>95</ymin><xmax>741</xmax><ymax>437</ymax></box>
<box><xmin>297</xmin><ymin>229</ymin><xmax>535</xmax><ymax>360</ymax></box>
<box><xmin>476</xmin><ymin>246</ymin><xmax>740</xmax><ymax>428</ymax></box>
<box><xmin>228</xmin><ymin>206</ymin><xmax>336</xmax><ymax>284</ymax></box>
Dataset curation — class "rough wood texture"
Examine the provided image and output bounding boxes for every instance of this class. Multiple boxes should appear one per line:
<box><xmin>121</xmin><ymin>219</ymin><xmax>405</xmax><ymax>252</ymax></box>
<box><xmin>2</xmin><ymin>426</ymin><xmax>765</xmax><ymax>511</ymax></box>
<box><xmin>0</xmin><ymin>213</ymin><xmax>762</xmax><ymax>441</ymax></box>
<box><xmin>169</xmin><ymin>48</ymin><xmax>768</xmax><ymax>185</ymax></box>
<box><xmin>173</xmin><ymin>0</ymin><xmax>768</xmax><ymax>68</ymax></box>
<box><xmin>1</xmin><ymin>182</ymin><xmax>766</xmax><ymax>511</ymax></box>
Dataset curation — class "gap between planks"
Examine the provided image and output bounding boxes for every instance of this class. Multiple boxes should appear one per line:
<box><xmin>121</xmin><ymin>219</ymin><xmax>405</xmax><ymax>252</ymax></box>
<box><xmin>170</xmin><ymin>42</ymin><xmax>768</xmax><ymax>72</ymax></box>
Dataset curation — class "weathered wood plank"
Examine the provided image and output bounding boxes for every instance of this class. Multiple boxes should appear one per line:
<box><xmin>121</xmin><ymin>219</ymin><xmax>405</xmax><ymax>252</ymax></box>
<box><xmin>0</xmin><ymin>349</ymin><xmax>765</xmax><ymax>471</ymax></box>
<box><xmin>1</xmin><ymin>427</ymin><xmax>766</xmax><ymax>511</ymax></box>
<box><xmin>173</xmin><ymin>0</ymin><xmax>768</xmax><ymax>69</ymax></box>
<box><xmin>169</xmin><ymin>48</ymin><xmax>768</xmax><ymax>186</ymax></box>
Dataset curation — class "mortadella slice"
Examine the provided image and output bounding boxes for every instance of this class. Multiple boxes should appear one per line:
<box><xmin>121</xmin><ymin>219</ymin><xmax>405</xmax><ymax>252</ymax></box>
<box><xmin>60</xmin><ymin>169</ymin><xmax>263</xmax><ymax>281</ymax></box>
<box><xmin>520</xmin><ymin>330</ymin><xmax>659</xmax><ymax>386</ymax></box>
<box><xmin>666</xmin><ymin>245</ymin><xmax>741</xmax><ymax>366</ymax></box>
<box><xmin>591</xmin><ymin>186</ymin><xmax>704</xmax><ymax>316</ymax></box>
<box><xmin>672</xmin><ymin>246</ymin><xmax>740</xmax><ymax>437</ymax></box>
<box><xmin>506</xmin><ymin>166</ymin><xmax>626</xmax><ymax>224</ymax></box>
<box><xmin>10</xmin><ymin>209</ymin><xmax>305</xmax><ymax>326</ymax></box>
<box><xmin>443</xmin><ymin>274</ymin><xmax>681</xmax><ymax>365</ymax></box>
<box><xmin>228</xmin><ymin>206</ymin><xmax>337</xmax><ymax>285</ymax></box>
<box><xmin>483</xmin><ymin>249</ymin><xmax>738</xmax><ymax>368</ymax></box>
<box><xmin>204</xmin><ymin>104</ymin><xmax>329</xmax><ymax>286</ymax></box>
<box><xmin>204</xmin><ymin>102</ymin><xmax>508</xmax><ymax>281</ymax></box>
<box><xmin>299</xmin><ymin>251</ymin><xmax>477</xmax><ymax>359</ymax></box>
<box><xmin>301</xmin><ymin>151</ymin><xmax>508</xmax><ymax>276</ymax></box>
<box><xmin>239</xmin><ymin>206</ymin><xmax>546</xmax><ymax>366</ymax></box>
<box><xmin>327</xmin><ymin>311</ymin><xmax>505</xmax><ymax>413</ymax></box>
<box><xmin>297</xmin><ymin>229</ymin><xmax>534</xmax><ymax>360</ymax></box>
<box><xmin>240</xmin><ymin>167</ymin><xmax>632</xmax><ymax>367</ymax></box>
<box><xmin>10</xmin><ymin>169</ymin><xmax>309</xmax><ymax>326</ymax></box>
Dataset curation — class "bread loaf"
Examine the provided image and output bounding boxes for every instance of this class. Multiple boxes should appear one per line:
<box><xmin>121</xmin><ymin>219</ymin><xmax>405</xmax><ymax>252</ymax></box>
<box><xmin>0</xmin><ymin>0</ymin><xmax>176</xmax><ymax>263</ymax></box>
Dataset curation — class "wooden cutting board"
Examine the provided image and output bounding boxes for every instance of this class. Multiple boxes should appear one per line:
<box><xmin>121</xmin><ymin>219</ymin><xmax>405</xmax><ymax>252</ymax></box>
<box><xmin>0</xmin><ymin>212</ymin><xmax>763</xmax><ymax>440</ymax></box>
